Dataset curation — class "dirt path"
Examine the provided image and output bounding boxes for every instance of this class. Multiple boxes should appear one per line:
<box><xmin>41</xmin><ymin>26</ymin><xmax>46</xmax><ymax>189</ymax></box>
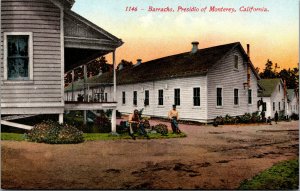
<box><xmin>1</xmin><ymin>121</ymin><xmax>298</xmax><ymax>189</ymax></box>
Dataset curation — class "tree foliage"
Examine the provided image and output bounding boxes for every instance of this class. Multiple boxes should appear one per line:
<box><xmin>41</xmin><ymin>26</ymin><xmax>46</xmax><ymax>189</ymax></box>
<box><xmin>64</xmin><ymin>56</ymin><xmax>112</xmax><ymax>85</ymax></box>
<box><xmin>259</xmin><ymin>59</ymin><xmax>299</xmax><ymax>89</ymax></box>
<box><xmin>117</xmin><ymin>59</ymin><xmax>133</xmax><ymax>70</ymax></box>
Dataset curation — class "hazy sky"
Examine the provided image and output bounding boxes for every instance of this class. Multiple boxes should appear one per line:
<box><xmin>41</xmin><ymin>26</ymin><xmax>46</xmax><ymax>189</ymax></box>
<box><xmin>72</xmin><ymin>0</ymin><xmax>299</xmax><ymax>70</ymax></box>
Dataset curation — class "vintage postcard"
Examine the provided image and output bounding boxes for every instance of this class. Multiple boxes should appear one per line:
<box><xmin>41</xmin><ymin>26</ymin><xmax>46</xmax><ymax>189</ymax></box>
<box><xmin>1</xmin><ymin>0</ymin><xmax>299</xmax><ymax>190</ymax></box>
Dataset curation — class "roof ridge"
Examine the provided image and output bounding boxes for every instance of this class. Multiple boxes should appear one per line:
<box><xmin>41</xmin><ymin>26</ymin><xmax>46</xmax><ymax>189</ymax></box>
<box><xmin>136</xmin><ymin>42</ymin><xmax>240</xmax><ymax>66</ymax></box>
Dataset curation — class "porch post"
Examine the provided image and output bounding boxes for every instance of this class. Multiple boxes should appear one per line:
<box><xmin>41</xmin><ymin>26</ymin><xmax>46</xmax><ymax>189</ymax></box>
<box><xmin>112</xmin><ymin>108</ymin><xmax>116</xmax><ymax>133</ymax></box>
<box><xmin>113</xmin><ymin>50</ymin><xmax>116</xmax><ymax>102</ymax></box>
<box><xmin>71</xmin><ymin>69</ymin><xmax>74</xmax><ymax>101</ymax></box>
<box><xmin>84</xmin><ymin>64</ymin><xmax>87</xmax><ymax>101</ymax></box>
<box><xmin>112</xmin><ymin>50</ymin><xmax>117</xmax><ymax>133</ymax></box>
<box><xmin>59</xmin><ymin>113</ymin><xmax>64</xmax><ymax>124</ymax></box>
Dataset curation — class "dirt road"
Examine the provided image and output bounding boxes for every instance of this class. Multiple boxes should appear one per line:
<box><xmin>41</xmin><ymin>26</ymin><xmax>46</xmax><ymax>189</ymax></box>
<box><xmin>1</xmin><ymin>121</ymin><xmax>298</xmax><ymax>189</ymax></box>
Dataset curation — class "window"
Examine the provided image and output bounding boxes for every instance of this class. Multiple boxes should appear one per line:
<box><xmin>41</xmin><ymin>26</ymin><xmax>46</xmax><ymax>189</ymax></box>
<box><xmin>193</xmin><ymin>87</ymin><xmax>200</xmax><ymax>106</ymax></box>
<box><xmin>234</xmin><ymin>55</ymin><xmax>238</xmax><ymax>69</ymax></box>
<box><xmin>122</xmin><ymin>91</ymin><xmax>126</xmax><ymax>104</ymax></box>
<box><xmin>278</xmin><ymin>102</ymin><xmax>281</xmax><ymax>111</ymax></box>
<box><xmin>133</xmin><ymin>91</ymin><xmax>137</xmax><ymax>106</ymax></box>
<box><xmin>279</xmin><ymin>85</ymin><xmax>280</xmax><ymax>92</ymax></box>
<box><xmin>144</xmin><ymin>90</ymin><xmax>149</xmax><ymax>106</ymax></box>
<box><xmin>273</xmin><ymin>102</ymin><xmax>275</xmax><ymax>111</ymax></box>
<box><xmin>248</xmin><ymin>89</ymin><xmax>252</xmax><ymax>104</ymax></box>
<box><xmin>174</xmin><ymin>89</ymin><xmax>180</xmax><ymax>106</ymax></box>
<box><xmin>158</xmin><ymin>89</ymin><xmax>164</xmax><ymax>105</ymax></box>
<box><xmin>4</xmin><ymin>33</ymin><xmax>33</xmax><ymax>80</ymax></box>
<box><xmin>234</xmin><ymin>89</ymin><xmax>239</xmax><ymax>105</ymax></box>
<box><xmin>217</xmin><ymin>87</ymin><xmax>222</xmax><ymax>106</ymax></box>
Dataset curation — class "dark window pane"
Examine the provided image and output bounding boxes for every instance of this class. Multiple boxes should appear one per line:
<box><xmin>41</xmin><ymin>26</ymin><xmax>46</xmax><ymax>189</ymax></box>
<box><xmin>144</xmin><ymin>90</ymin><xmax>149</xmax><ymax>106</ymax></box>
<box><xmin>193</xmin><ymin>88</ymin><xmax>200</xmax><ymax>106</ymax></box>
<box><xmin>217</xmin><ymin>88</ymin><xmax>222</xmax><ymax>106</ymax></box>
<box><xmin>7</xmin><ymin>35</ymin><xmax>29</xmax><ymax>80</ymax></box>
<box><xmin>248</xmin><ymin>89</ymin><xmax>252</xmax><ymax>104</ymax></box>
<box><xmin>133</xmin><ymin>91</ymin><xmax>137</xmax><ymax>105</ymax></box>
<box><xmin>122</xmin><ymin>92</ymin><xmax>126</xmax><ymax>104</ymax></box>
<box><xmin>174</xmin><ymin>89</ymin><xmax>180</xmax><ymax>106</ymax></box>
<box><xmin>7</xmin><ymin>58</ymin><xmax>29</xmax><ymax>80</ymax></box>
<box><xmin>158</xmin><ymin>89</ymin><xmax>163</xmax><ymax>105</ymax></box>
<box><xmin>234</xmin><ymin>89</ymin><xmax>239</xmax><ymax>105</ymax></box>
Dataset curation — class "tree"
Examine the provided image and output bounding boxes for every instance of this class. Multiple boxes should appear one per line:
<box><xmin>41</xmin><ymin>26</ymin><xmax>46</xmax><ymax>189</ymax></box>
<box><xmin>260</xmin><ymin>59</ymin><xmax>276</xmax><ymax>79</ymax></box>
<box><xmin>117</xmin><ymin>59</ymin><xmax>133</xmax><ymax>70</ymax></box>
<box><xmin>254</xmin><ymin>67</ymin><xmax>260</xmax><ymax>74</ymax></box>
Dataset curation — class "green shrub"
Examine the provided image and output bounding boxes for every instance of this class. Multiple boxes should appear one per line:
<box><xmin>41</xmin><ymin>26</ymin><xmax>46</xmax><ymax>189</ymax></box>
<box><xmin>224</xmin><ymin>114</ymin><xmax>236</xmax><ymax>124</ymax></box>
<box><xmin>27</xmin><ymin>120</ymin><xmax>84</xmax><ymax>144</ymax></box>
<box><xmin>153</xmin><ymin>124</ymin><xmax>168</xmax><ymax>135</ymax></box>
<box><xmin>239</xmin><ymin>113</ymin><xmax>252</xmax><ymax>123</ymax></box>
<box><xmin>251</xmin><ymin>111</ymin><xmax>261</xmax><ymax>123</ymax></box>
<box><xmin>291</xmin><ymin>113</ymin><xmax>299</xmax><ymax>120</ymax></box>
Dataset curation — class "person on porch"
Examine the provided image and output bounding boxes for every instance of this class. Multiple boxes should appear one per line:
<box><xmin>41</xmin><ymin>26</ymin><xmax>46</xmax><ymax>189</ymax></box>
<box><xmin>168</xmin><ymin>105</ymin><xmax>181</xmax><ymax>134</ymax></box>
<box><xmin>128</xmin><ymin>109</ymin><xmax>149</xmax><ymax>140</ymax></box>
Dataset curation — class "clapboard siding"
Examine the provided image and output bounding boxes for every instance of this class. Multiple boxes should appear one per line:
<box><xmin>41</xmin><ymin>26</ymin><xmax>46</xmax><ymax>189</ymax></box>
<box><xmin>0</xmin><ymin>0</ymin><xmax>63</xmax><ymax>113</ymax></box>
<box><xmin>269</xmin><ymin>81</ymin><xmax>285</xmax><ymax>118</ymax></box>
<box><xmin>1</xmin><ymin>98</ymin><xmax>61</xmax><ymax>103</ymax></box>
<box><xmin>207</xmin><ymin>48</ymin><xmax>259</xmax><ymax>119</ymax></box>
<box><xmin>106</xmin><ymin>76</ymin><xmax>208</xmax><ymax>121</ymax></box>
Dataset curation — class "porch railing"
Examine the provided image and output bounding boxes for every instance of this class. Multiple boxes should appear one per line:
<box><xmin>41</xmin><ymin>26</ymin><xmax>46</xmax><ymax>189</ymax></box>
<box><xmin>65</xmin><ymin>82</ymin><xmax>114</xmax><ymax>103</ymax></box>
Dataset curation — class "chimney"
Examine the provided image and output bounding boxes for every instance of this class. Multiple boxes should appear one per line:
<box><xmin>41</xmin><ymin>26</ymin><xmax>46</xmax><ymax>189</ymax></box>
<box><xmin>118</xmin><ymin>63</ymin><xmax>124</xmax><ymax>70</ymax></box>
<box><xmin>247</xmin><ymin>44</ymin><xmax>250</xmax><ymax>57</ymax></box>
<box><xmin>191</xmin><ymin>41</ymin><xmax>199</xmax><ymax>54</ymax></box>
<box><xmin>247</xmin><ymin>44</ymin><xmax>251</xmax><ymax>87</ymax></box>
<box><xmin>135</xmin><ymin>59</ymin><xmax>142</xmax><ymax>67</ymax></box>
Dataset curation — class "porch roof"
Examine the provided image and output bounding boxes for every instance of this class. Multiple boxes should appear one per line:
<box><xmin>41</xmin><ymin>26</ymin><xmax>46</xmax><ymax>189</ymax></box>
<box><xmin>64</xmin><ymin>10</ymin><xmax>123</xmax><ymax>72</ymax></box>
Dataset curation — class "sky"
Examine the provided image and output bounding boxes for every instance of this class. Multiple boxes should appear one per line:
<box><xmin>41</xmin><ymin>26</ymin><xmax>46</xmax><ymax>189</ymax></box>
<box><xmin>72</xmin><ymin>0</ymin><xmax>299</xmax><ymax>71</ymax></box>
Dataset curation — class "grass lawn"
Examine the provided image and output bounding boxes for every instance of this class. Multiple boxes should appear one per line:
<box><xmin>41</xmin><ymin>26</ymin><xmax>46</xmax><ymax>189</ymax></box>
<box><xmin>1</xmin><ymin>133</ymin><xmax>26</xmax><ymax>141</ymax></box>
<box><xmin>239</xmin><ymin>159</ymin><xmax>299</xmax><ymax>190</ymax></box>
<box><xmin>1</xmin><ymin>132</ymin><xmax>186</xmax><ymax>142</ymax></box>
<box><xmin>84</xmin><ymin>132</ymin><xmax>186</xmax><ymax>141</ymax></box>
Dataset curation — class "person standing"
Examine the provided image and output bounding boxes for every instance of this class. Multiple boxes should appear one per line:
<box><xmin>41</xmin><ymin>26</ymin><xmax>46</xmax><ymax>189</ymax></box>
<box><xmin>128</xmin><ymin>109</ymin><xmax>149</xmax><ymax>139</ymax></box>
<box><xmin>274</xmin><ymin>111</ymin><xmax>279</xmax><ymax>124</ymax></box>
<box><xmin>168</xmin><ymin>105</ymin><xmax>181</xmax><ymax>134</ymax></box>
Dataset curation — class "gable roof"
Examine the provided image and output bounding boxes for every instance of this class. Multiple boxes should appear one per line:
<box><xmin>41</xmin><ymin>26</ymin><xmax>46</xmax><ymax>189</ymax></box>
<box><xmin>65</xmin><ymin>42</ymin><xmax>260</xmax><ymax>91</ymax></box>
<box><xmin>49</xmin><ymin>0</ymin><xmax>75</xmax><ymax>9</ymax></box>
<box><xmin>258</xmin><ymin>78</ymin><xmax>282</xmax><ymax>97</ymax></box>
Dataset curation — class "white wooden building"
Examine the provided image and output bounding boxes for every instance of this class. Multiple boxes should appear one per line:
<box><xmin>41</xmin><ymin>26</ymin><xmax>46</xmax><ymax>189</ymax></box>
<box><xmin>258</xmin><ymin>78</ymin><xmax>288</xmax><ymax>118</ymax></box>
<box><xmin>287</xmin><ymin>89</ymin><xmax>299</xmax><ymax>115</ymax></box>
<box><xmin>0</xmin><ymin>0</ymin><xmax>123</xmax><ymax>131</ymax></box>
<box><xmin>69</xmin><ymin>42</ymin><xmax>261</xmax><ymax>122</ymax></box>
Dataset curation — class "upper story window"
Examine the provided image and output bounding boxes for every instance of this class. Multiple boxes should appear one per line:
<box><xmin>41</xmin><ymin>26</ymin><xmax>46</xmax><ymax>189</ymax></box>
<box><xmin>278</xmin><ymin>102</ymin><xmax>281</xmax><ymax>111</ymax></box>
<box><xmin>279</xmin><ymin>84</ymin><xmax>280</xmax><ymax>92</ymax></box>
<box><xmin>193</xmin><ymin>87</ymin><xmax>200</xmax><ymax>106</ymax></box>
<box><xmin>273</xmin><ymin>102</ymin><xmax>275</xmax><ymax>111</ymax></box>
<box><xmin>158</xmin><ymin>89</ymin><xmax>164</xmax><ymax>106</ymax></box>
<box><xmin>234</xmin><ymin>55</ymin><xmax>238</xmax><ymax>69</ymax></box>
<box><xmin>4</xmin><ymin>32</ymin><xmax>33</xmax><ymax>81</ymax></box>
